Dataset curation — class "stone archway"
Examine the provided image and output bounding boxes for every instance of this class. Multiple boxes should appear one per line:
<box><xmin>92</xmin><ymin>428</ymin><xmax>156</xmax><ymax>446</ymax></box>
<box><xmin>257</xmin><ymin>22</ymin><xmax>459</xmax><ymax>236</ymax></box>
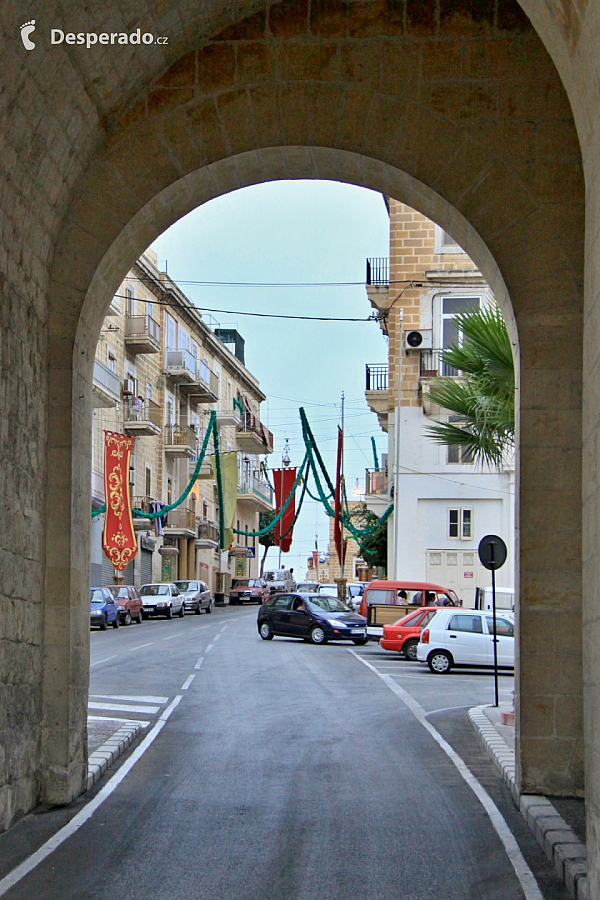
<box><xmin>0</xmin><ymin>0</ymin><xmax>588</xmax><ymax>859</ymax></box>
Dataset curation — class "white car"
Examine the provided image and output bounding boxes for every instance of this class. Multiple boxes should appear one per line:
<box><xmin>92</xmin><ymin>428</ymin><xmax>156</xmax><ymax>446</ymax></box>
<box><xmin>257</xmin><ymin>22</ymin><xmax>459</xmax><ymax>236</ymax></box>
<box><xmin>139</xmin><ymin>582</ymin><xmax>185</xmax><ymax>619</ymax></box>
<box><xmin>417</xmin><ymin>608</ymin><xmax>514</xmax><ymax>674</ymax></box>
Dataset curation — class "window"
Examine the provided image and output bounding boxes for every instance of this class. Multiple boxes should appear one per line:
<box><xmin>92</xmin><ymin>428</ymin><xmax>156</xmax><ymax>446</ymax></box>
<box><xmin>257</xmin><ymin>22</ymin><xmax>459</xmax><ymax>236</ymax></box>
<box><xmin>178</xmin><ymin>327</ymin><xmax>190</xmax><ymax>352</ymax></box>
<box><xmin>107</xmin><ymin>351</ymin><xmax>116</xmax><ymax>373</ymax></box>
<box><xmin>145</xmin><ymin>467</ymin><xmax>151</xmax><ymax>497</ymax></box>
<box><xmin>165</xmin><ymin>313</ymin><xmax>176</xmax><ymax>350</ymax></box>
<box><xmin>434</xmin><ymin>225</ymin><xmax>463</xmax><ymax>255</ymax></box>
<box><xmin>485</xmin><ymin>616</ymin><xmax>514</xmax><ymax>637</ymax></box>
<box><xmin>146</xmin><ymin>381</ymin><xmax>152</xmax><ymax>401</ymax></box>
<box><xmin>126</xmin><ymin>285</ymin><xmax>135</xmax><ymax>318</ymax></box>
<box><xmin>146</xmin><ymin>299</ymin><xmax>153</xmax><ymax>319</ymax></box>
<box><xmin>448</xmin><ymin>614</ymin><xmax>483</xmax><ymax>633</ymax></box>
<box><xmin>448</xmin><ymin>508</ymin><xmax>473</xmax><ymax>539</ymax></box>
<box><xmin>167</xmin><ymin>479</ymin><xmax>172</xmax><ymax>506</ymax></box>
<box><xmin>440</xmin><ymin>296</ymin><xmax>481</xmax><ymax>374</ymax></box>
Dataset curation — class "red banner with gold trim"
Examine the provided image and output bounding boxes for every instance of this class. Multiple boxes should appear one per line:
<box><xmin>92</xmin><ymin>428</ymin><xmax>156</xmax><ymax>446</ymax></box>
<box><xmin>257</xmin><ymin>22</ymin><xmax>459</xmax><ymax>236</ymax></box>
<box><xmin>102</xmin><ymin>431</ymin><xmax>138</xmax><ymax>571</ymax></box>
<box><xmin>273</xmin><ymin>467</ymin><xmax>297</xmax><ymax>553</ymax></box>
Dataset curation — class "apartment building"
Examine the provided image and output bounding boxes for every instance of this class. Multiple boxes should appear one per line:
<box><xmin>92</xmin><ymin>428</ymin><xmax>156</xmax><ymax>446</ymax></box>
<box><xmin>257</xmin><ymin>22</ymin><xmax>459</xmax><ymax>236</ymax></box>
<box><xmin>91</xmin><ymin>249</ymin><xmax>274</xmax><ymax>593</ymax></box>
<box><xmin>363</xmin><ymin>200</ymin><xmax>514</xmax><ymax>606</ymax></box>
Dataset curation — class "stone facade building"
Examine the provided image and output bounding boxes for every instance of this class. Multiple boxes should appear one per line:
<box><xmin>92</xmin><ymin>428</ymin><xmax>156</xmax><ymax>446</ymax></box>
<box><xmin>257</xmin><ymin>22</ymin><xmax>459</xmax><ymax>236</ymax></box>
<box><xmin>364</xmin><ymin>201</ymin><xmax>515</xmax><ymax>606</ymax></box>
<box><xmin>91</xmin><ymin>248</ymin><xmax>274</xmax><ymax>593</ymax></box>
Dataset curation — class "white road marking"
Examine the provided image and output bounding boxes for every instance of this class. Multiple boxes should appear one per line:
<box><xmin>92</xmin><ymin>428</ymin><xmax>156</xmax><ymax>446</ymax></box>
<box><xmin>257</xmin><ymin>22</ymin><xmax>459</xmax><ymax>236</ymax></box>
<box><xmin>205</xmin><ymin>643</ymin><xmax>214</xmax><ymax>654</ymax></box>
<box><xmin>349</xmin><ymin>650</ymin><xmax>543</xmax><ymax>900</ymax></box>
<box><xmin>219</xmin><ymin>625</ymin><xmax>228</xmax><ymax>633</ymax></box>
<box><xmin>88</xmin><ymin>702</ymin><xmax>160</xmax><ymax>714</ymax></box>
<box><xmin>90</xmin><ymin>656</ymin><xmax>116</xmax><ymax>668</ymax></box>
<box><xmin>88</xmin><ymin>715</ymin><xmax>150</xmax><ymax>727</ymax></box>
<box><xmin>0</xmin><ymin>695</ymin><xmax>183</xmax><ymax>897</ymax></box>
<box><xmin>90</xmin><ymin>694</ymin><xmax>168</xmax><ymax>704</ymax></box>
<box><xmin>162</xmin><ymin>633</ymin><xmax>180</xmax><ymax>641</ymax></box>
<box><xmin>212</xmin><ymin>633</ymin><xmax>222</xmax><ymax>643</ymax></box>
<box><xmin>194</xmin><ymin>656</ymin><xmax>204</xmax><ymax>669</ymax></box>
<box><xmin>181</xmin><ymin>673</ymin><xmax>196</xmax><ymax>690</ymax></box>
<box><xmin>129</xmin><ymin>642</ymin><xmax>155</xmax><ymax>652</ymax></box>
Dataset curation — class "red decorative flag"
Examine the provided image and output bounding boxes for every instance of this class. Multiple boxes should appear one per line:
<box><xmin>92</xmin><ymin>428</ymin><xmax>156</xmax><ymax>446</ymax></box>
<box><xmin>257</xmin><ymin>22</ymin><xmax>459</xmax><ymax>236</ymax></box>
<box><xmin>102</xmin><ymin>431</ymin><xmax>138</xmax><ymax>571</ymax></box>
<box><xmin>273</xmin><ymin>467</ymin><xmax>297</xmax><ymax>553</ymax></box>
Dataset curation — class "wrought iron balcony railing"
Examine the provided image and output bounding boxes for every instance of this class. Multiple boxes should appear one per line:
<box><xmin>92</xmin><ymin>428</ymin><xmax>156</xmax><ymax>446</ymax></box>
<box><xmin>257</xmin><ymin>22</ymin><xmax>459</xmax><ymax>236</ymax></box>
<box><xmin>365</xmin><ymin>364</ymin><xmax>389</xmax><ymax>392</ymax></box>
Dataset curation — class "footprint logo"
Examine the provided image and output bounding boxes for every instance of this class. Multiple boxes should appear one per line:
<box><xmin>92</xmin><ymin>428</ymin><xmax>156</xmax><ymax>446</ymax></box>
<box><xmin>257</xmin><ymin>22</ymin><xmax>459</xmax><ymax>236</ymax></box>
<box><xmin>20</xmin><ymin>20</ymin><xmax>36</xmax><ymax>50</ymax></box>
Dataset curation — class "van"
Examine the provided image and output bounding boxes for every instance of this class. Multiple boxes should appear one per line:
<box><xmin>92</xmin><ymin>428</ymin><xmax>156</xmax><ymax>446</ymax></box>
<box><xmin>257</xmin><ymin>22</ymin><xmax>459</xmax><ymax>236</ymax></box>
<box><xmin>474</xmin><ymin>586</ymin><xmax>515</xmax><ymax>612</ymax></box>
<box><xmin>263</xmin><ymin>569</ymin><xmax>296</xmax><ymax>595</ymax></box>
<box><xmin>359</xmin><ymin>580</ymin><xmax>460</xmax><ymax>639</ymax></box>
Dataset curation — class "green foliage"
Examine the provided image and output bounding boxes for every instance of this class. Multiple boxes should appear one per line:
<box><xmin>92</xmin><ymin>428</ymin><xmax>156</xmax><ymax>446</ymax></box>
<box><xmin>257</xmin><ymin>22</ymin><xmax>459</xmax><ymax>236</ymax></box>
<box><xmin>425</xmin><ymin>306</ymin><xmax>515</xmax><ymax>468</ymax></box>
<box><xmin>350</xmin><ymin>503</ymin><xmax>387</xmax><ymax>571</ymax></box>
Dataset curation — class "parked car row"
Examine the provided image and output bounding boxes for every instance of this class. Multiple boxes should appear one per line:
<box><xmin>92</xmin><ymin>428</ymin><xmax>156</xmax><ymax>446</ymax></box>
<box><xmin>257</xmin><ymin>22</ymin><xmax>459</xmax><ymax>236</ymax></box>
<box><xmin>90</xmin><ymin>580</ymin><xmax>212</xmax><ymax>630</ymax></box>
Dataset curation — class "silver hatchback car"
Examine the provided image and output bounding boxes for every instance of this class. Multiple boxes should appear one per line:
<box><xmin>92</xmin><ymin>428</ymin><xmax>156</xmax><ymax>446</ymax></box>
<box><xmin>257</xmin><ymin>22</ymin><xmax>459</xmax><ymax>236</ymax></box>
<box><xmin>174</xmin><ymin>580</ymin><xmax>212</xmax><ymax>615</ymax></box>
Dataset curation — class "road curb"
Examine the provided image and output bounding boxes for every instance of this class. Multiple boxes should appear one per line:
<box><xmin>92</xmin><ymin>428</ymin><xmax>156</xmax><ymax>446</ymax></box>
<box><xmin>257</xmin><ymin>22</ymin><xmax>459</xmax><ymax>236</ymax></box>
<box><xmin>468</xmin><ymin>704</ymin><xmax>588</xmax><ymax>900</ymax></box>
<box><xmin>87</xmin><ymin>722</ymin><xmax>143</xmax><ymax>791</ymax></box>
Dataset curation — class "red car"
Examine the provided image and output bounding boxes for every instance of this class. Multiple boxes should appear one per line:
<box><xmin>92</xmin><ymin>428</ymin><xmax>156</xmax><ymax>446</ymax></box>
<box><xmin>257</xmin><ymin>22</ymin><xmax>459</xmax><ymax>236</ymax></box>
<box><xmin>106</xmin><ymin>584</ymin><xmax>144</xmax><ymax>625</ymax></box>
<box><xmin>379</xmin><ymin>608</ymin><xmax>438</xmax><ymax>660</ymax></box>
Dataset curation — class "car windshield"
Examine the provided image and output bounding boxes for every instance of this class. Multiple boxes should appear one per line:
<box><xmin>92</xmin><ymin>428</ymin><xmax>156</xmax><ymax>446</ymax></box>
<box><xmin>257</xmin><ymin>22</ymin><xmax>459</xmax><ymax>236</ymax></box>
<box><xmin>307</xmin><ymin>596</ymin><xmax>351</xmax><ymax>613</ymax></box>
<box><xmin>264</xmin><ymin>572</ymin><xmax>285</xmax><ymax>581</ymax></box>
<box><xmin>90</xmin><ymin>589</ymin><xmax>105</xmax><ymax>603</ymax></box>
<box><xmin>175</xmin><ymin>581</ymin><xmax>198</xmax><ymax>591</ymax></box>
<box><xmin>140</xmin><ymin>584</ymin><xmax>169</xmax><ymax>596</ymax></box>
<box><xmin>112</xmin><ymin>588</ymin><xmax>128</xmax><ymax>599</ymax></box>
<box><xmin>233</xmin><ymin>580</ymin><xmax>250</xmax><ymax>588</ymax></box>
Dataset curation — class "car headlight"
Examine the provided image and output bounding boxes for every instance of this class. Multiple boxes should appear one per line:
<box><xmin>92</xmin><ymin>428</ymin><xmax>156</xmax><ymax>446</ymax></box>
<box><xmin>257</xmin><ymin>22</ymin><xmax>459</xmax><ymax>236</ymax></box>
<box><xmin>326</xmin><ymin>618</ymin><xmax>347</xmax><ymax>627</ymax></box>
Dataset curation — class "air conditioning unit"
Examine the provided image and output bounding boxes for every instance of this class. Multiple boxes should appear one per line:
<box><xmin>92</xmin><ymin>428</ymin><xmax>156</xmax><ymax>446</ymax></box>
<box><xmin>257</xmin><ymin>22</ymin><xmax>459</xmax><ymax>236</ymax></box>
<box><xmin>405</xmin><ymin>329</ymin><xmax>433</xmax><ymax>350</ymax></box>
<box><xmin>123</xmin><ymin>377</ymin><xmax>137</xmax><ymax>396</ymax></box>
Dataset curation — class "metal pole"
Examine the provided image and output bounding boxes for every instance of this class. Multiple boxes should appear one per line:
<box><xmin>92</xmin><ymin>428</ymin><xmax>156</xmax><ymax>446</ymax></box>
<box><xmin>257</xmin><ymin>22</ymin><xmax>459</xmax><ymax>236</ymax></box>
<box><xmin>340</xmin><ymin>391</ymin><xmax>345</xmax><ymax>580</ymax></box>
<box><xmin>491</xmin><ymin>555</ymin><xmax>499</xmax><ymax>708</ymax></box>
<box><xmin>392</xmin><ymin>310</ymin><xmax>404</xmax><ymax>579</ymax></box>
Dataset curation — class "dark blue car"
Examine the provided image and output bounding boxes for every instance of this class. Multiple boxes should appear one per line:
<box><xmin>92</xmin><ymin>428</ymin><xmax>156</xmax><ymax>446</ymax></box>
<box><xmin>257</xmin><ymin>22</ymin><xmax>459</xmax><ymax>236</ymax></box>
<box><xmin>90</xmin><ymin>586</ymin><xmax>120</xmax><ymax>630</ymax></box>
<box><xmin>257</xmin><ymin>592</ymin><xmax>368</xmax><ymax>645</ymax></box>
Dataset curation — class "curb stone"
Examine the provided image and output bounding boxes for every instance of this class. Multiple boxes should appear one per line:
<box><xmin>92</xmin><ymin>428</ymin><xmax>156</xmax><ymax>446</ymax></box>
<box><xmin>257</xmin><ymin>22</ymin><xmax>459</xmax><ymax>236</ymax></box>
<box><xmin>469</xmin><ymin>704</ymin><xmax>588</xmax><ymax>900</ymax></box>
<box><xmin>87</xmin><ymin>722</ymin><xmax>143</xmax><ymax>791</ymax></box>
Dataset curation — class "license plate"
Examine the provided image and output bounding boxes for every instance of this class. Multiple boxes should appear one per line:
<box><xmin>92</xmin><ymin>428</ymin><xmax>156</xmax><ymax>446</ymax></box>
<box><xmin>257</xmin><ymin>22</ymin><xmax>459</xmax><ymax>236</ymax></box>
<box><xmin>351</xmin><ymin>628</ymin><xmax>365</xmax><ymax>635</ymax></box>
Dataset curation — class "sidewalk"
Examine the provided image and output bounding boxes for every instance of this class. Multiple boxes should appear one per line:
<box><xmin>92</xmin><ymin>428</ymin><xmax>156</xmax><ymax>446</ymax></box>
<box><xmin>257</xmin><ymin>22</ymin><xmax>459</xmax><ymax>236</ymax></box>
<box><xmin>469</xmin><ymin>703</ymin><xmax>588</xmax><ymax>900</ymax></box>
<box><xmin>87</xmin><ymin>717</ymin><xmax>144</xmax><ymax>791</ymax></box>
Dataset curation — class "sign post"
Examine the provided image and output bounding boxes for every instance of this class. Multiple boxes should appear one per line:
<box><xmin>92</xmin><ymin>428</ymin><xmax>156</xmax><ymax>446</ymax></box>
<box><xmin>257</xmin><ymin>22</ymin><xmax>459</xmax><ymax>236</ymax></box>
<box><xmin>478</xmin><ymin>535</ymin><xmax>508</xmax><ymax>708</ymax></box>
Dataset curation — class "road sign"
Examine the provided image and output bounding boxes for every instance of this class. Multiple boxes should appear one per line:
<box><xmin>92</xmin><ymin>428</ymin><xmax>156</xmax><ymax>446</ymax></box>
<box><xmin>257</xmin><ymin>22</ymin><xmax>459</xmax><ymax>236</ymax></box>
<box><xmin>478</xmin><ymin>535</ymin><xmax>507</xmax><ymax>571</ymax></box>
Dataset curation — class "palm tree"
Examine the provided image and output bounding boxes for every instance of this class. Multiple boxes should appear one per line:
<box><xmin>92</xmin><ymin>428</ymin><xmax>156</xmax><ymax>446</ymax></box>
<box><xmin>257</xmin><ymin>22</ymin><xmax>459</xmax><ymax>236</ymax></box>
<box><xmin>425</xmin><ymin>306</ymin><xmax>515</xmax><ymax>468</ymax></box>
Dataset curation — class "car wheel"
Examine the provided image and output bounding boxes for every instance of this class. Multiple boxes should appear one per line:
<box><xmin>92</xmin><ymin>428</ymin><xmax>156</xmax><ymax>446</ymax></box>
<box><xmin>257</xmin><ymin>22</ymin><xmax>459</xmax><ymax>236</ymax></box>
<box><xmin>179</xmin><ymin>603</ymin><xmax>185</xmax><ymax>618</ymax></box>
<box><xmin>100</xmin><ymin>614</ymin><xmax>107</xmax><ymax>631</ymax></box>
<box><xmin>310</xmin><ymin>626</ymin><xmax>327</xmax><ymax>645</ymax></box>
<box><xmin>206</xmin><ymin>601</ymin><xmax>212</xmax><ymax>614</ymax></box>
<box><xmin>141</xmin><ymin>612</ymin><xmax>148</xmax><ymax>621</ymax></box>
<box><xmin>136</xmin><ymin>610</ymin><xmax>143</xmax><ymax>624</ymax></box>
<box><xmin>427</xmin><ymin>650</ymin><xmax>452</xmax><ymax>674</ymax></box>
<box><xmin>195</xmin><ymin>603</ymin><xmax>202</xmax><ymax>615</ymax></box>
<box><xmin>112</xmin><ymin>614</ymin><xmax>119</xmax><ymax>629</ymax></box>
<box><xmin>404</xmin><ymin>639</ymin><xmax>419</xmax><ymax>661</ymax></box>
<box><xmin>122</xmin><ymin>611</ymin><xmax>132</xmax><ymax>626</ymax></box>
<box><xmin>166</xmin><ymin>606</ymin><xmax>173</xmax><ymax>620</ymax></box>
<box><xmin>259</xmin><ymin>621</ymin><xmax>274</xmax><ymax>640</ymax></box>
<box><xmin>352</xmin><ymin>638</ymin><xmax>369</xmax><ymax>646</ymax></box>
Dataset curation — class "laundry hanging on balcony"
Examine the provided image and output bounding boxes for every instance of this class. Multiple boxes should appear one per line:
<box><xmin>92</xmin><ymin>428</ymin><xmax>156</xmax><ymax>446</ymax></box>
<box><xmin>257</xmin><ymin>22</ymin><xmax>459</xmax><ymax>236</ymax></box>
<box><xmin>102</xmin><ymin>431</ymin><xmax>138</xmax><ymax>570</ymax></box>
<box><xmin>273</xmin><ymin>467</ymin><xmax>297</xmax><ymax>553</ymax></box>
<box><xmin>211</xmin><ymin>450</ymin><xmax>238</xmax><ymax>550</ymax></box>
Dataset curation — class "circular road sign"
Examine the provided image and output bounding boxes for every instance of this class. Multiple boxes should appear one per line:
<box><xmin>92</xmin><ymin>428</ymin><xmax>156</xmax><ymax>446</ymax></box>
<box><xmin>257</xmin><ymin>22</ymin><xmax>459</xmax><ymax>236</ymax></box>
<box><xmin>478</xmin><ymin>534</ymin><xmax>507</xmax><ymax>571</ymax></box>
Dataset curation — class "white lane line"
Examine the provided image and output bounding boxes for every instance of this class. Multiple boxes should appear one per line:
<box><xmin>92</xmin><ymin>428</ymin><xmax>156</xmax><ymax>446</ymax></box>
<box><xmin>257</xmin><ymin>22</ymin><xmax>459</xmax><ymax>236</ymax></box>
<box><xmin>212</xmin><ymin>633</ymin><xmax>222</xmax><ymax>643</ymax></box>
<box><xmin>129</xmin><ymin>642</ymin><xmax>155</xmax><ymax>652</ymax></box>
<box><xmin>90</xmin><ymin>656</ymin><xmax>117</xmax><ymax>668</ymax></box>
<box><xmin>194</xmin><ymin>657</ymin><xmax>204</xmax><ymax>670</ymax></box>
<box><xmin>205</xmin><ymin>643</ymin><xmax>214</xmax><ymax>654</ymax></box>
<box><xmin>0</xmin><ymin>695</ymin><xmax>183</xmax><ymax>897</ymax></box>
<box><xmin>90</xmin><ymin>694</ymin><xmax>168</xmax><ymax>704</ymax></box>
<box><xmin>349</xmin><ymin>650</ymin><xmax>543</xmax><ymax>900</ymax></box>
<box><xmin>424</xmin><ymin>704</ymin><xmax>472</xmax><ymax>716</ymax></box>
<box><xmin>219</xmin><ymin>625</ymin><xmax>229</xmax><ymax>633</ymax></box>
<box><xmin>88</xmin><ymin>715</ymin><xmax>150</xmax><ymax>727</ymax></box>
<box><xmin>162</xmin><ymin>633</ymin><xmax>180</xmax><ymax>641</ymax></box>
<box><xmin>88</xmin><ymin>702</ymin><xmax>160</xmax><ymax>714</ymax></box>
<box><xmin>181</xmin><ymin>673</ymin><xmax>196</xmax><ymax>690</ymax></box>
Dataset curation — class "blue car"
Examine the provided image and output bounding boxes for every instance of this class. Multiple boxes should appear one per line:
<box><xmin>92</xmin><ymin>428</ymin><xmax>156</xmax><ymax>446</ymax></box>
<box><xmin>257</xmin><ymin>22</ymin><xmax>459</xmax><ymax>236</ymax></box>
<box><xmin>257</xmin><ymin>592</ymin><xmax>368</xmax><ymax>645</ymax></box>
<box><xmin>90</xmin><ymin>586</ymin><xmax>120</xmax><ymax>630</ymax></box>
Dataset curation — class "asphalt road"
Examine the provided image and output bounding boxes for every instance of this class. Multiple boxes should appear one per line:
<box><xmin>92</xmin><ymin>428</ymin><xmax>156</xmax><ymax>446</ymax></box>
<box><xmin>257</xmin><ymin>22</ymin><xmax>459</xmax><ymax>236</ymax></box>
<box><xmin>0</xmin><ymin>606</ymin><xmax>571</xmax><ymax>899</ymax></box>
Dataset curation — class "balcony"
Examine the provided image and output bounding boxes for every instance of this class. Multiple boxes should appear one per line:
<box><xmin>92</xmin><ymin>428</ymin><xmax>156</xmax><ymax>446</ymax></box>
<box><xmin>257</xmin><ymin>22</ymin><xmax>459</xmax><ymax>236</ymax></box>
<box><xmin>131</xmin><ymin>495</ymin><xmax>154</xmax><ymax>530</ymax></box>
<box><xmin>365</xmin><ymin>364</ymin><xmax>390</xmax><ymax>433</ymax></box>
<box><xmin>420</xmin><ymin>349</ymin><xmax>458</xmax><ymax>379</ymax></box>
<box><xmin>236</xmin><ymin>413</ymin><xmax>274</xmax><ymax>455</ymax></box>
<box><xmin>123</xmin><ymin>399</ymin><xmax>161</xmax><ymax>436</ymax></box>
<box><xmin>164</xmin><ymin>424</ymin><xmax>197</xmax><ymax>458</ymax></box>
<box><xmin>238</xmin><ymin>472</ymin><xmax>275</xmax><ymax>511</ymax></box>
<box><xmin>124</xmin><ymin>316</ymin><xmax>161</xmax><ymax>354</ymax></box>
<box><xmin>215</xmin><ymin>406</ymin><xmax>242</xmax><ymax>428</ymax></box>
<box><xmin>190</xmin><ymin>457</ymin><xmax>213</xmax><ymax>481</ymax></box>
<box><xmin>196</xmin><ymin>520</ymin><xmax>219</xmax><ymax>550</ymax></box>
<box><xmin>179</xmin><ymin>359</ymin><xmax>219</xmax><ymax>403</ymax></box>
<box><xmin>163</xmin><ymin>506</ymin><xmax>197</xmax><ymax>538</ymax></box>
<box><xmin>92</xmin><ymin>359</ymin><xmax>121</xmax><ymax>408</ymax></box>
<box><xmin>165</xmin><ymin>348</ymin><xmax>197</xmax><ymax>384</ymax></box>
<box><xmin>366</xmin><ymin>258</ymin><xmax>389</xmax><ymax>286</ymax></box>
<box><xmin>364</xmin><ymin>468</ymin><xmax>390</xmax><ymax>517</ymax></box>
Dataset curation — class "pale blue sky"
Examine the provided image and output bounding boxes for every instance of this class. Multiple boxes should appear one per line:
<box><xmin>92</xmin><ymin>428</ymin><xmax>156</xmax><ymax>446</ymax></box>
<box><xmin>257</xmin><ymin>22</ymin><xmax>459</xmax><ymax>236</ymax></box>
<box><xmin>151</xmin><ymin>180</ymin><xmax>390</xmax><ymax>575</ymax></box>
